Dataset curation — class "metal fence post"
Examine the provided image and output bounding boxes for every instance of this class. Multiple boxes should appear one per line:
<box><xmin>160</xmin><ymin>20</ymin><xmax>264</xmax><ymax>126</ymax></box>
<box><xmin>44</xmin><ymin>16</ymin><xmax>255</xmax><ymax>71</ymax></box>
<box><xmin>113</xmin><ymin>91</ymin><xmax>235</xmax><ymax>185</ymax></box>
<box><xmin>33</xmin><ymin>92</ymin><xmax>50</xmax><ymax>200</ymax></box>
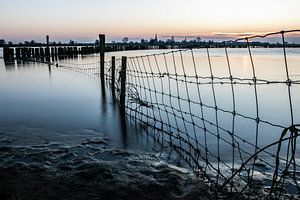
<box><xmin>120</xmin><ymin>56</ymin><xmax>127</xmax><ymax>113</ymax></box>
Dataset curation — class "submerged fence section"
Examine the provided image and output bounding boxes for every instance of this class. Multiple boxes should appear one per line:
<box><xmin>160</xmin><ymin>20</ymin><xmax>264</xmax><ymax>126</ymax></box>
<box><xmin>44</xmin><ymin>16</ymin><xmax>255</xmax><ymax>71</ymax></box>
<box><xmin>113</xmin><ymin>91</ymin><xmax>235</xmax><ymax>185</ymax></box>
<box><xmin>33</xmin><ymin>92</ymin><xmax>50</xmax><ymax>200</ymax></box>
<box><xmin>10</xmin><ymin>30</ymin><xmax>300</xmax><ymax>198</ymax></box>
<box><xmin>107</xmin><ymin>30</ymin><xmax>300</xmax><ymax>199</ymax></box>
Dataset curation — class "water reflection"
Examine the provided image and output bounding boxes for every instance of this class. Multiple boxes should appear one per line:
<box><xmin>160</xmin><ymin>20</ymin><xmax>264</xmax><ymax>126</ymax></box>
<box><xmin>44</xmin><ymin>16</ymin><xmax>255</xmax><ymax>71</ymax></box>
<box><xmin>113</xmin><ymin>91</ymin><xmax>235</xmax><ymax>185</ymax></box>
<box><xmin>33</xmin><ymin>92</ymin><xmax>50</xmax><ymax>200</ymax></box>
<box><xmin>0</xmin><ymin>47</ymin><xmax>299</xmax><ymax>197</ymax></box>
<box><xmin>48</xmin><ymin>63</ymin><xmax>52</xmax><ymax>75</ymax></box>
<box><xmin>0</xmin><ymin>58</ymin><xmax>156</xmax><ymax>152</ymax></box>
<box><xmin>119</xmin><ymin>109</ymin><xmax>128</xmax><ymax>149</ymax></box>
<box><xmin>1</xmin><ymin>48</ymin><xmax>300</xmax><ymax>160</ymax></box>
<box><xmin>4</xmin><ymin>61</ymin><xmax>16</xmax><ymax>71</ymax></box>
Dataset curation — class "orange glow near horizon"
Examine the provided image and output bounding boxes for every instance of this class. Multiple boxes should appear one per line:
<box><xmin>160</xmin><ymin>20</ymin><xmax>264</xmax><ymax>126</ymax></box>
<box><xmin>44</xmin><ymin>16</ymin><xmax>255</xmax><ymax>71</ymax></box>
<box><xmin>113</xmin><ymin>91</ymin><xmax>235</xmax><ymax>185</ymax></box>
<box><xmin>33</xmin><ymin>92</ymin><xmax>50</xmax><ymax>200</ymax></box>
<box><xmin>0</xmin><ymin>0</ymin><xmax>299</xmax><ymax>42</ymax></box>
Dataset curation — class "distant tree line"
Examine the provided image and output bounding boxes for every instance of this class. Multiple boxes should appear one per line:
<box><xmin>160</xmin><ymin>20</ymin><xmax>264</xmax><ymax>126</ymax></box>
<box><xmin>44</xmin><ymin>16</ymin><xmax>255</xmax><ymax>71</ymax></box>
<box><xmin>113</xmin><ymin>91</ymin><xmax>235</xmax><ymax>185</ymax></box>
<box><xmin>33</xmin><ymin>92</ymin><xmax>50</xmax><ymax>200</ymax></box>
<box><xmin>108</xmin><ymin>36</ymin><xmax>300</xmax><ymax>48</ymax></box>
<box><xmin>0</xmin><ymin>36</ymin><xmax>300</xmax><ymax>48</ymax></box>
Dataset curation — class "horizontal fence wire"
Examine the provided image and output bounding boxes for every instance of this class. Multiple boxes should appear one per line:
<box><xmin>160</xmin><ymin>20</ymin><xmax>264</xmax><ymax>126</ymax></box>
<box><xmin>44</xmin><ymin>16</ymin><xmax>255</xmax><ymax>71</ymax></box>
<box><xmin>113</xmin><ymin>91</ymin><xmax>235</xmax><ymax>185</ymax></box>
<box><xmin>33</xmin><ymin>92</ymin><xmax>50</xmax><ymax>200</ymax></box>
<box><xmin>21</xmin><ymin>30</ymin><xmax>300</xmax><ymax>199</ymax></box>
<box><xmin>54</xmin><ymin>60</ymin><xmax>101</xmax><ymax>78</ymax></box>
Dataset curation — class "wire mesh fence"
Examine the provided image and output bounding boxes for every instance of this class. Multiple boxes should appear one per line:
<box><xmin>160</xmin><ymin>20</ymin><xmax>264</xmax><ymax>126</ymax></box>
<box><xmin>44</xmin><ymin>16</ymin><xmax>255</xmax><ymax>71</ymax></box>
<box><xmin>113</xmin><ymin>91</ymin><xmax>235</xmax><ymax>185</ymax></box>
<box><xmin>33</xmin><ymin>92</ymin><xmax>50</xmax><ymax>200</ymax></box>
<box><xmin>38</xmin><ymin>30</ymin><xmax>300</xmax><ymax>199</ymax></box>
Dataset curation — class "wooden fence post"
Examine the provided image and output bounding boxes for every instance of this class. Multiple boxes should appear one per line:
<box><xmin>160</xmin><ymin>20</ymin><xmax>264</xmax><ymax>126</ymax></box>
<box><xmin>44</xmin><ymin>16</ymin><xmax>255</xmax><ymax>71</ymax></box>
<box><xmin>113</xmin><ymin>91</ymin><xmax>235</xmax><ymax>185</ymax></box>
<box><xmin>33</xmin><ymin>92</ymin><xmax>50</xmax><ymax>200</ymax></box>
<box><xmin>34</xmin><ymin>48</ymin><xmax>39</xmax><ymax>61</ymax></box>
<box><xmin>46</xmin><ymin>35</ymin><xmax>50</xmax><ymax>63</ymax></box>
<box><xmin>99</xmin><ymin>34</ymin><xmax>105</xmax><ymax>83</ymax></box>
<box><xmin>40</xmin><ymin>47</ymin><xmax>44</xmax><ymax>62</ymax></box>
<box><xmin>3</xmin><ymin>47</ymin><xmax>10</xmax><ymax>62</ymax></box>
<box><xmin>120</xmin><ymin>56</ymin><xmax>127</xmax><ymax>113</ymax></box>
<box><xmin>111</xmin><ymin>56</ymin><xmax>116</xmax><ymax>94</ymax></box>
<box><xmin>16</xmin><ymin>48</ymin><xmax>21</xmax><ymax>60</ymax></box>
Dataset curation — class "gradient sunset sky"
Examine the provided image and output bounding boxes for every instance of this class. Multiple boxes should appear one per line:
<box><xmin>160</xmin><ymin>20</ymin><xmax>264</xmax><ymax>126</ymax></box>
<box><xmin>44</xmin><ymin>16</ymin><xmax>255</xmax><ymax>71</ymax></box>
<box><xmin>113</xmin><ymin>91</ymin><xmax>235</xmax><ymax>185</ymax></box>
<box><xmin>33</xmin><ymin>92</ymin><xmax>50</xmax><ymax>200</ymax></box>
<box><xmin>0</xmin><ymin>0</ymin><xmax>299</xmax><ymax>42</ymax></box>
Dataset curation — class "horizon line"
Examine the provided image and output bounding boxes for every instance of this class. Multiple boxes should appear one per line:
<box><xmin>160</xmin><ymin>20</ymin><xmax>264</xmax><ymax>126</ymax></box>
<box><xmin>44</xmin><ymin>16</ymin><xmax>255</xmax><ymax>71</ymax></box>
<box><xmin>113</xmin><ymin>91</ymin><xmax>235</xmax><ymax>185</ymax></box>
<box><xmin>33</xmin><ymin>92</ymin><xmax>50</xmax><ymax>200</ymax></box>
<box><xmin>1</xmin><ymin>30</ymin><xmax>300</xmax><ymax>43</ymax></box>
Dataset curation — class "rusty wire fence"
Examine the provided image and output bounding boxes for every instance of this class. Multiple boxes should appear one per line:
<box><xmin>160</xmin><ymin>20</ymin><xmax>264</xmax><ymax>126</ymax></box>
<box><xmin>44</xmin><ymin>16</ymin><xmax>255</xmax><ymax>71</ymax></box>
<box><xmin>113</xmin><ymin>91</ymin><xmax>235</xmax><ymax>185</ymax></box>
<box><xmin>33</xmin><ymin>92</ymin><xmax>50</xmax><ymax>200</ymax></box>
<box><xmin>54</xmin><ymin>30</ymin><xmax>300</xmax><ymax>199</ymax></box>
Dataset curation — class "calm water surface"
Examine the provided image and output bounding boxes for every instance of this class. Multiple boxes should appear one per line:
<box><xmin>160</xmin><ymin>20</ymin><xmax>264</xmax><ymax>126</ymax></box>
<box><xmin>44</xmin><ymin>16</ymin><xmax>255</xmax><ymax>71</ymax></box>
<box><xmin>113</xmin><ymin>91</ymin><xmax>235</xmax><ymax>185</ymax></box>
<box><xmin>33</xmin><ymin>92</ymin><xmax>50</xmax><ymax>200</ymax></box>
<box><xmin>54</xmin><ymin>48</ymin><xmax>300</xmax><ymax>145</ymax></box>
<box><xmin>0</xmin><ymin>58</ymin><xmax>158</xmax><ymax>152</ymax></box>
<box><xmin>51</xmin><ymin>48</ymin><xmax>300</xmax><ymax>162</ymax></box>
<box><xmin>0</xmin><ymin>48</ymin><xmax>300</xmax><ymax>195</ymax></box>
<box><xmin>1</xmin><ymin>48</ymin><xmax>299</xmax><ymax>166</ymax></box>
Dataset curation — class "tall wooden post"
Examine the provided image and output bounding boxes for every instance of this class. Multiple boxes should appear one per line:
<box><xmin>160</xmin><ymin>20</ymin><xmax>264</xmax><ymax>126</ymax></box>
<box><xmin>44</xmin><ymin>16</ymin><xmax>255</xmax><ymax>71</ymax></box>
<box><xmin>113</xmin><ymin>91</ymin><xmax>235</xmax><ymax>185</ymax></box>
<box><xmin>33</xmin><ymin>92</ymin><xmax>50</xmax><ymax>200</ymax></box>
<box><xmin>54</xmin><ymin>47</ymin><xmax>58</xmax><ymax>60</ymax></box>
<box><xmin>120</xmin><ymin>56</ymin><xmax>127</xmax><ymax>113</ymax></box>
<box><xmin>3</xmin><ymin>47</ymin><xmax>10</xmax><ymax>62</ymax></box>
<box><xmin>35</xmin><ymin>48</ymin><xmax>40</xmax><ymax>61</ymax></box>
<box><xmin>3</xmin><ymin>47</ymin><xmax>14</xmax><ymax>62</ymax></box>
<box><xmin>111</xmin><ymin>56</ymin><xmax>116</xmax><ymax>101</ymax></box>
<box><xmin>16</xmin><ymin>48</ymin><xmax>21</xmax><ymax>60</ymax></box>
<box><xmin>21</xmin><ymin>48</ymin><xmax>25</xmax><ymax>60</ymax></box>
<box><xmin>46</xmin><ymin>35</ymin><xmax>50</xmax><ymax>63</ymax></box>
<box><xmin>40</xmin><ymin>47</ymin><xmax>44</xmax><ymax>62</ymax></box>
<box><xmin>46</xmin><ymin>35</ymin><xmax>51</xmax><ymax>74</ymax></box>
<box><xmin>111</xmin><ymin>56</ymin><xmax>116</xmax><ymax>96</ymax></box>
<box><xmin>99</xmin><ymin>34</ymin><xmax>105</xmax><ymax>83</ymax></box>
<box><xmin>51</xmin><ymin>47</ymin><xmax>54</xmax><ymax>59</ymax></box>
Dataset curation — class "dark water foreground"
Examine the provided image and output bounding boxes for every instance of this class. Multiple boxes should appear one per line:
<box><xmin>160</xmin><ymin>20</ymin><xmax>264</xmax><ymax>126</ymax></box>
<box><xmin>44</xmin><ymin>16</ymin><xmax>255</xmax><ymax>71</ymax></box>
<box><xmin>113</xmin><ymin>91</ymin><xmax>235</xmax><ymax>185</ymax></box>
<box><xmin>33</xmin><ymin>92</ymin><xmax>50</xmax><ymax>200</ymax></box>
<box><xmin>0</xmin><ymin>61</ymin><xmax>213</xmax><ymax>199</ymax></box>
<box><xmin>0</xmin><ymin>136</ymin><xmax>213</xmax><ymax>200</ymax></box>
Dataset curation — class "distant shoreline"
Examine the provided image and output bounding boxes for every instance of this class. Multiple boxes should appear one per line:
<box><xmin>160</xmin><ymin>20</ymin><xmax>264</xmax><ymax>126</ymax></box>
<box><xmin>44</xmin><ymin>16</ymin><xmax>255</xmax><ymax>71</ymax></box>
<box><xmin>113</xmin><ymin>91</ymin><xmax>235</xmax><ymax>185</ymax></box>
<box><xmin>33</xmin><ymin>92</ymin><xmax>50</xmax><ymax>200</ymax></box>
<box><xmin>1</xmin><ymin>39</ymin><xmax>300</xmax><ymax>49</ymax></box>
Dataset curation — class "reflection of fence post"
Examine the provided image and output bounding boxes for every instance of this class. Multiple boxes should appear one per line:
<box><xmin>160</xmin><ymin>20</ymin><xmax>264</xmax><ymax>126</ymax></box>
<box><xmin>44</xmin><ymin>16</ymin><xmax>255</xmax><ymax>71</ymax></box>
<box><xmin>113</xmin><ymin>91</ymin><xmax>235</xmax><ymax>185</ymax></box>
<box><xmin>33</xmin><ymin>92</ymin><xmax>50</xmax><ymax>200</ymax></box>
<box><xmin>120</xmin><ymin>56</ymin><xmax>127</xmax><ymax>113</ymax></box>
<box><xmin>111</xmin><ymin>56</ymin><xmax>116</xmax><ymax>95</ymax></box>
<box><xmin>99</xmin><ymin>34</ymin><xmax>105</xmax><ymax>83</ymax></box>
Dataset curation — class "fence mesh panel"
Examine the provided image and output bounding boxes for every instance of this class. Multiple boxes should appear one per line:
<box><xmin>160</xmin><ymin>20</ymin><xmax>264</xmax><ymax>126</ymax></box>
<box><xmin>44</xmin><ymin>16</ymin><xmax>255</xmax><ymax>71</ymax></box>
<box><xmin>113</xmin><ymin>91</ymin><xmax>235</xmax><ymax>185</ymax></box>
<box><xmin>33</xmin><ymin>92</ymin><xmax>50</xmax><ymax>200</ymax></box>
<box><xmin>52</xmin><ymin>30</ymin><xmax>300</xmax><ymax>199</ymax></box>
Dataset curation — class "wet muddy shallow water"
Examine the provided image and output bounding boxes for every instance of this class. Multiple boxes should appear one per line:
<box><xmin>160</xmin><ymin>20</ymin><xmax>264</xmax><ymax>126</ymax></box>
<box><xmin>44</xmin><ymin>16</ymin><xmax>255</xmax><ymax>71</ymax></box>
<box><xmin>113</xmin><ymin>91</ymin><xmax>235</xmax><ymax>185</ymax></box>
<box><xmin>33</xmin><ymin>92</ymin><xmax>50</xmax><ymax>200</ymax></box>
<box><xmin>0</xmin><ymin>137</ymin><xmax>212</xmax><ymax>200</ymax></box>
